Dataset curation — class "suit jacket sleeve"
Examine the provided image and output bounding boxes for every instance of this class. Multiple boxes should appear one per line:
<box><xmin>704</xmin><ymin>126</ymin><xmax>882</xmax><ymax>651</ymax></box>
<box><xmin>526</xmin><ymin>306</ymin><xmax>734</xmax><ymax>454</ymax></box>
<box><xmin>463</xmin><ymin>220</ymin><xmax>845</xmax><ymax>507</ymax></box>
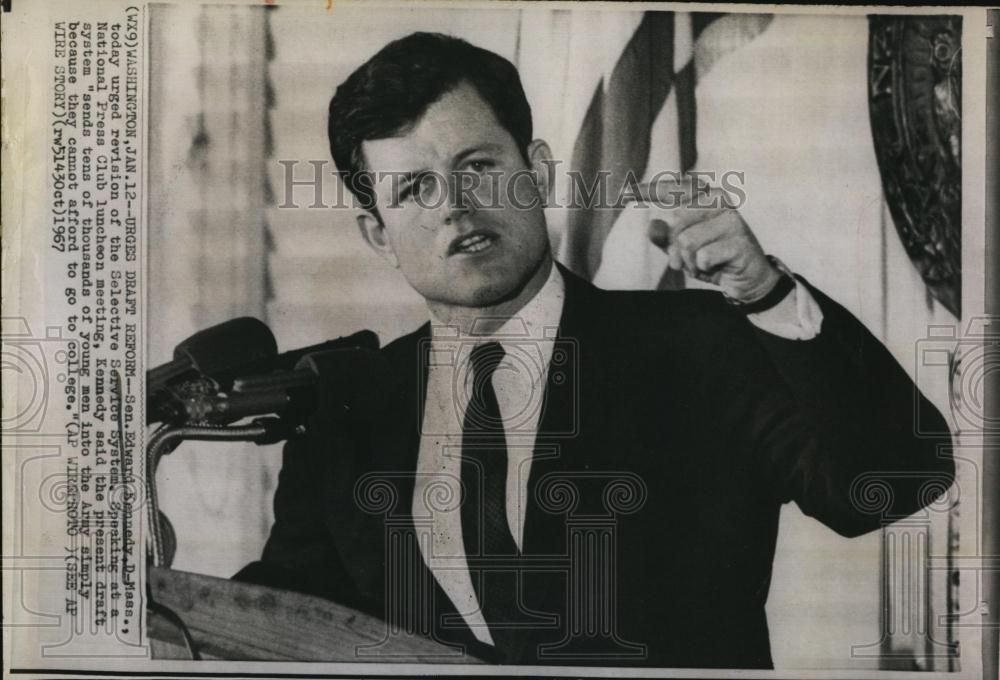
<box><xmin>706</xmin><ymin>279</ymin><xmax>955</xmax><ymax>537</ymax></box>
<box><xmin>232</xmin><ymin>433</ymin><xmax>360</xmax><ymax>606</ymax></box>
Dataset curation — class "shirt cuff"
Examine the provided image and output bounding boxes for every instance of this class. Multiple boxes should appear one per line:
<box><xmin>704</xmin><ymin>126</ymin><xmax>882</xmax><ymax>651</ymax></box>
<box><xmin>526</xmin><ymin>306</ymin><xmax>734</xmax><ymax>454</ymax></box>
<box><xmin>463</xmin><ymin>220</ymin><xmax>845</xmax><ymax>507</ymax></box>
<box><xmin>745</xmin><ymin>266</ymin><xmax>823</xmax><ymax>340</ymax></box>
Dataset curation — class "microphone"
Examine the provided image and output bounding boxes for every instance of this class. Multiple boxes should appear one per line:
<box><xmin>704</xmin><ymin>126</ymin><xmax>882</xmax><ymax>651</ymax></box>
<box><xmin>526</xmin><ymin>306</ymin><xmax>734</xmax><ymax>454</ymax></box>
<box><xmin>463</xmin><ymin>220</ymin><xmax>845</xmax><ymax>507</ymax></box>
<box><xmin>214</xmin><ymin>329</ymin><xmax>380</xmax><ymax>383</ymax></box>
<box><xmin>147</xmin><ymin>319</ymin><xmax>383</xmax><ymax>424</ymax></box>
<box><xmin>147</xmin><ymin>317</ymin><xmax>277</xmax><ymax>394</ymax></box>
<box><xmin>166</xmin><ymin>346</ymin><xmax>392</xmax><ymax>428</ymax></box>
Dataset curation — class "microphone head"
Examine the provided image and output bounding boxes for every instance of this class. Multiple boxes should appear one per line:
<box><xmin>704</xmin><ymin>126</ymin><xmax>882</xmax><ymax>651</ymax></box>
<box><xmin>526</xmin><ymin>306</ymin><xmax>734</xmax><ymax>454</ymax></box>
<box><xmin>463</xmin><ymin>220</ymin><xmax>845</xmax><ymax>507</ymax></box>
<box><xmin>174</xmin><ymin>317</ymin><xmax>277</xmax><ymax>377</ymax></box>
<box><xmin>296</xmin><ymin>347</ymin><xmax>393</xmax><ymax>423</ymax></box>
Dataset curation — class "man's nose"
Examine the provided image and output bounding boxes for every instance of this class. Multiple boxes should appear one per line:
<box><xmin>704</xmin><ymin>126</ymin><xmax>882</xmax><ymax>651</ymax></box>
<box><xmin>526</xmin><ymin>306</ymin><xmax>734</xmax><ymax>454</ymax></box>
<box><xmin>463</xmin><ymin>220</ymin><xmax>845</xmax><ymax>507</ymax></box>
<box><xmin>443</xmin><ymin>171</ymin><xmax>479</xmax><ymax>225</ymax></box>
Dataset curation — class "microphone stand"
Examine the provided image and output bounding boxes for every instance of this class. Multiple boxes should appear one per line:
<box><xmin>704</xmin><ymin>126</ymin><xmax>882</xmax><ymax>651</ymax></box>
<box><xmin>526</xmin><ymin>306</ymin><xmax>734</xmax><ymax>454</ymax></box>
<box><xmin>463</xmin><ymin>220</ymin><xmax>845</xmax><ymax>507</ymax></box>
<box><xmin>145</xmin><ymin>417</ymin><xmax>297</xmax><ymax>568</ymax></box>
<box><xmin>144</xmin><ymin>338</ymin><xmax>383</xmax><ymax>567</ymax></box>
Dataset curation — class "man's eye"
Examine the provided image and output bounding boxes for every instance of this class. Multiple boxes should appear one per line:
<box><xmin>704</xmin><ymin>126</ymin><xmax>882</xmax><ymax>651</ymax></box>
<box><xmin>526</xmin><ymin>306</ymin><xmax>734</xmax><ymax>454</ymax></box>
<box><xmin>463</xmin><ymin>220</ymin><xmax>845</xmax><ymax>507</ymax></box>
<box><xmin>399</xmin><ymin>175</ymin><xmax>433</xmax><ymax>202</ymax></box>
<box><xmin>417</xmin><ymin>175</ymin><xmax>439</xmax><ymax>201</ymax></box>
<box><xmin>467</xmin><ymin>159</ymin><xmax>495</xmax><ymax>173</ymax></box>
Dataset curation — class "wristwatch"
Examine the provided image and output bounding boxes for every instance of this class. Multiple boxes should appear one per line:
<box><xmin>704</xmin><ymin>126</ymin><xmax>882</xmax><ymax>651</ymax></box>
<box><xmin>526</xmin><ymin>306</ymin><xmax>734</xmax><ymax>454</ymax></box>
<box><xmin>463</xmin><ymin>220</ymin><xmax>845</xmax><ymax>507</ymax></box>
<box><xmin>725</xmin><ymin>255</ymin><xmax>796</xmax><ymax>314</ymax></box>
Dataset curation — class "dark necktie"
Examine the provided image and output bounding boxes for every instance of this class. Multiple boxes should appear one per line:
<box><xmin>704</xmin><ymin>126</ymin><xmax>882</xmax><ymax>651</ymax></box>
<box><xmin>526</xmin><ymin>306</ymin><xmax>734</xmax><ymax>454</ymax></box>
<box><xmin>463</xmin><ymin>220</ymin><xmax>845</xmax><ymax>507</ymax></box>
<box><xmin>460</xmin><ymin>342</ymin><xmax>522</xmax><ymax>658</ymax></box>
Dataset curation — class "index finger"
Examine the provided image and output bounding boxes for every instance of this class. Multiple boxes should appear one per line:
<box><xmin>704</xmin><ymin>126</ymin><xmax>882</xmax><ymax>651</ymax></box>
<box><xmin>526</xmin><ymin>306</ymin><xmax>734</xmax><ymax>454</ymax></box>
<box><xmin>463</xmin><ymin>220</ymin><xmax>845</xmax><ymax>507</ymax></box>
<box><xmin>633</xmin><ymin>176</ymin><xmax>696</xmax><ymax>207</ymax></box>
<box><xmin>641</xmin><ymin>190</ymin><xmax>732</xmax><ymax>238</ymax></box>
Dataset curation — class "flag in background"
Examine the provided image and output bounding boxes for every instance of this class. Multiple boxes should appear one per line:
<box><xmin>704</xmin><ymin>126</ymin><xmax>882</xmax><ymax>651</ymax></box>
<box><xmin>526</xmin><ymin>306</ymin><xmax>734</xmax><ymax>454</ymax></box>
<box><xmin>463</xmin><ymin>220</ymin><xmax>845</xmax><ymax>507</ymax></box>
<box><xmin>516</xmin><ymin>10</ymin><xmax>773</xmax><ymax>290</ymax></box>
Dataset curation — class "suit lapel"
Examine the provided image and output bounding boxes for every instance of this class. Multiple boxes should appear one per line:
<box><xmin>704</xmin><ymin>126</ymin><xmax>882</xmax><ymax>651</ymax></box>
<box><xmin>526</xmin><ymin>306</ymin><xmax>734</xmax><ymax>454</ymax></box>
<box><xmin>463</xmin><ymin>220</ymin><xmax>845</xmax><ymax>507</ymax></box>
<box><xmin>515</xmin><ymin>267</ymin><xmax>606</xmax><ymax>662</ymax></box>
<box><xmin>523</xmin><ymin>265</ymin><xmax>600</xmax><ymax>554</ymax></box>
<box><xmin>381</xmin><ymin>320</ymin><xmax>430</xmax><ymax>478</ymax></box>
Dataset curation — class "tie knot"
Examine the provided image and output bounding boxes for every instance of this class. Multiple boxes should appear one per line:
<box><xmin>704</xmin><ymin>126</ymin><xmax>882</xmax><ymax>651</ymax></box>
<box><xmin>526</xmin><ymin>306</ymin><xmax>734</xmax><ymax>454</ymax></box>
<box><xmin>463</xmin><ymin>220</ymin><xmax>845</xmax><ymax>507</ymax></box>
<box><xmin>469</xmin><ymin>341</ymin><xmax>505</xmax><ymax>380</ymax></box>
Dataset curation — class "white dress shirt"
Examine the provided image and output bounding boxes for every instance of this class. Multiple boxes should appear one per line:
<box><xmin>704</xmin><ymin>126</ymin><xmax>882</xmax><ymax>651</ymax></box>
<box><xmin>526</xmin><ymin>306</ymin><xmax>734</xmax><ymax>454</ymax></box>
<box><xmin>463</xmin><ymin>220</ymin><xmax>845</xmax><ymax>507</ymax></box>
<box><xmin>412</xmin><ymin>262</ymin><xmax>822</xmax><ymax>645</ymax></box>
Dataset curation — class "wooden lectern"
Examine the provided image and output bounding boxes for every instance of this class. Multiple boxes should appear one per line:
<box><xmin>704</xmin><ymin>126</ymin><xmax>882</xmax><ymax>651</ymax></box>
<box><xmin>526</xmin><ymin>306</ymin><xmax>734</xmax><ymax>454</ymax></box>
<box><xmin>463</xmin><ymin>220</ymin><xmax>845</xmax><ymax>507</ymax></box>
<box><xmin>147</xmin><ymin>566</ymin><xmax>480</xmax><ymax>663</ymax></box>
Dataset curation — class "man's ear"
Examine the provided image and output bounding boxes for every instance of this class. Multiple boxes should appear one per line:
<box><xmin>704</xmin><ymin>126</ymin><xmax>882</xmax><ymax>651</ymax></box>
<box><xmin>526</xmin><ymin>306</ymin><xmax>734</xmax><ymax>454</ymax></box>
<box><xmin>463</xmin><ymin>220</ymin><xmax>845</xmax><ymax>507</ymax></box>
<box><xmin>356</xmin><ymin>212</ymin><xmax>399</xmax><ymax>268</ymax></box>
<box><xmin>526</xmin><ymin>139</ymin><xmax>554</xmax><ymax>204</ymax></box>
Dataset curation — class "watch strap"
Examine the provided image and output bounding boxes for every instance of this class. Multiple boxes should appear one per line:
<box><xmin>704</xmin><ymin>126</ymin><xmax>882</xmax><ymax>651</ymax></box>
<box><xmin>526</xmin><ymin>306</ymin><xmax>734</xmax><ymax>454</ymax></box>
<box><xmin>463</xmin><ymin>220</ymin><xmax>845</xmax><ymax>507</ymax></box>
<box><xmin>725</xmin><ymin>256</ymin><xmax>796</xmax><ymax>314</ymax></box>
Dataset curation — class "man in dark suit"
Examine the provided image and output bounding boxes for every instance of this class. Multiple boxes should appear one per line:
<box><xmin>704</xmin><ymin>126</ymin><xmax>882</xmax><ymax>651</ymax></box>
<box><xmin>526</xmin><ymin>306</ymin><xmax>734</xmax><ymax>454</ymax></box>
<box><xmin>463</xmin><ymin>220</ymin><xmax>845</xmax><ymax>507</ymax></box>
<box><xmin>236</xmin><ymin>32</ymin><xmax>954</xmax><ymax>668</ymax></box>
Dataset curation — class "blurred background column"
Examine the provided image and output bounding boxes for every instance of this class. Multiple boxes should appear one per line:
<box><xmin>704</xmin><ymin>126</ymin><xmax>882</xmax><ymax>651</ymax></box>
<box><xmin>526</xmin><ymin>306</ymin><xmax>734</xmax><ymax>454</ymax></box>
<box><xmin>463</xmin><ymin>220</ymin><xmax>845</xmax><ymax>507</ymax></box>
<box><xmin>148</xmin><ymin>4</ymin><xmax>274</xmax><ymax>576</ymax></box>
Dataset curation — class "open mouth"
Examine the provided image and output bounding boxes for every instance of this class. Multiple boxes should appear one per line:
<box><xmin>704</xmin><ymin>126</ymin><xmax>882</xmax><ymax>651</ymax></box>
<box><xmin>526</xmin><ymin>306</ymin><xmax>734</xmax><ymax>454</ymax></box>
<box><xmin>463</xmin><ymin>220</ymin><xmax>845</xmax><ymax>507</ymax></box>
<box><xmin>449</xmin><ymin>231</ymin><xmax>498</xmax><ymax>256</ymax></box>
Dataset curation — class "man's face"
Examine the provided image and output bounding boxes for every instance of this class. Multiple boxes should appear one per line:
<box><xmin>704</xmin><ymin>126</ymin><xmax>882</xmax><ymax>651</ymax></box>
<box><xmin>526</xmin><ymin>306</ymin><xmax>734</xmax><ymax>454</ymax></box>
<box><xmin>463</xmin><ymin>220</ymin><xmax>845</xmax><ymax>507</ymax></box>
<box><xmin>359</xmin><ymin>83</ymin><xmax>550</xmax><ymax>309</ymax></box>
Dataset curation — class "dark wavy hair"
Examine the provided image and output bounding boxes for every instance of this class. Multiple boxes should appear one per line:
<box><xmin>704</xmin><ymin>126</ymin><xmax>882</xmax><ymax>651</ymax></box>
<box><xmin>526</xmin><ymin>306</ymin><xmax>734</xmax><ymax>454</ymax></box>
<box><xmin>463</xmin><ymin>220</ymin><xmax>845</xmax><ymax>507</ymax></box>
<box><xmin>328</xmin><ymin>32</ymin><xmax>533</xmax><ymax>215</ymax></box>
